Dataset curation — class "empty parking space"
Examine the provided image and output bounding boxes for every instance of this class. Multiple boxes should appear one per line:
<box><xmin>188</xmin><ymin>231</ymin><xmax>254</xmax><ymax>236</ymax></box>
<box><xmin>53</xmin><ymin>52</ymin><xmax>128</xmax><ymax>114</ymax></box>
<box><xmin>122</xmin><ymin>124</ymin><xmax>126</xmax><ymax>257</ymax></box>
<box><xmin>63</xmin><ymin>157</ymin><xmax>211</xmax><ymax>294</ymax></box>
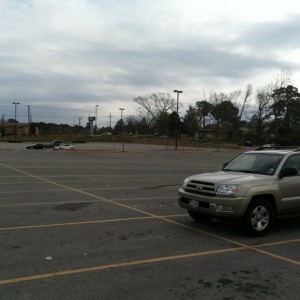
<box><xmin>0</xmin><ymin>143</ymin><xmax>300</xmax><ymax>299</ymax></box>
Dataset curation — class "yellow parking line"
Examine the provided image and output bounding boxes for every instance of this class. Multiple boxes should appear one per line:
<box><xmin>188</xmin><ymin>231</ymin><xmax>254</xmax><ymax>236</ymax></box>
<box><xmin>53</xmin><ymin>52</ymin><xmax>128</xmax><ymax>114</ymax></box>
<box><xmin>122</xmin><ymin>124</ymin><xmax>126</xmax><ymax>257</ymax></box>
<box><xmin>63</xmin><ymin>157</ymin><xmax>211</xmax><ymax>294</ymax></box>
<box><xmin>0</xmin><ymin>164</ymin><xmax>167</xmax><ymax>223</ymax></box>
<box><xmin>0</xmin><ymin>216</ymin><xmax>154</xmax><ymax>231</ymax></box>
<box><xmin>0</xmin><ymin>246</ymin><xmax>243</xmax><ymax>285</ymax></box>
<box><xmin>0</xmin><ymin>181</ymin><xmax>48</xmax><ymax>185</ymax></box>
<box><xmin>111</xmin><ymin>196</ymin><xmax>174</xmax><ymax>201</ymax></box>
<box><xmin>1</xmin><ymin>162</ymin><xmax>300</xmax><ymax>273</ymax></box>
<box><xmin>254</xmin><ymin>238</ymin><xmax>300</xmax><ymax>248</ymax></box>
<box><xmin>0</xmin><ymin>196</ymin><xmax>174</xmax><ymax>207</ymax></box>
<box><xmin>248</xmin><ymin>246</ymin><xmax>300</xmax><ymax>266</ymax></box>
<box><xmin>0</xmin><ymin>200</ymin><xmax>98</xmax><ymax>207</ymax></box>
<box><xmin>0</xmin><ymin>214</ymin><xmax>186</xmax><ymax>231</ymax></box>
<box><xmin>0</xmin><ymin>189</ymin><xmax>65</xmax><ymax>194</ymax></box>
<box><xmin>1</xmin><ymin>238</ymin><xmax>300</xmax><ymax>286</ymax></box>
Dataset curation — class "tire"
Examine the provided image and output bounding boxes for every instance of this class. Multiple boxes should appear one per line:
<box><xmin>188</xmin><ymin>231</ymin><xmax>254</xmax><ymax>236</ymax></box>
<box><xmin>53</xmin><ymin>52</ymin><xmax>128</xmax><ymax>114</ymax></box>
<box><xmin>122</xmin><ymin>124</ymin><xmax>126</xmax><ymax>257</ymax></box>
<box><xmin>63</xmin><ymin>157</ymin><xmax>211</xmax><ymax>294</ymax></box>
<box><xmin>243</xmin><ymin>199</ymin><xmax>274</xmax><ymax>237</ymax></box>
<box><xmin>188</xmin><ymin>210</ymin><xmax>212</xmax><ymax>222</ymax></box>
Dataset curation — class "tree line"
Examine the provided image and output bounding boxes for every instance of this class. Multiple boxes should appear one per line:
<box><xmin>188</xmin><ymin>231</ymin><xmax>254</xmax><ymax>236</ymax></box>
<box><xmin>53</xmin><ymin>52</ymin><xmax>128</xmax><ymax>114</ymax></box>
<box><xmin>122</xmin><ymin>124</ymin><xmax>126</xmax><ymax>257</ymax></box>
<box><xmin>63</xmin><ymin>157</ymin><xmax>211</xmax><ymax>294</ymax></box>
<box><xmin>128</xmin><ymin>69</ymin><xmax>300</xmax><ymax>145</ymax></box>
<box><xmin>3</xmin><ymin>69</ymin><xmax>300</xmax><ymax>146</ymax></box>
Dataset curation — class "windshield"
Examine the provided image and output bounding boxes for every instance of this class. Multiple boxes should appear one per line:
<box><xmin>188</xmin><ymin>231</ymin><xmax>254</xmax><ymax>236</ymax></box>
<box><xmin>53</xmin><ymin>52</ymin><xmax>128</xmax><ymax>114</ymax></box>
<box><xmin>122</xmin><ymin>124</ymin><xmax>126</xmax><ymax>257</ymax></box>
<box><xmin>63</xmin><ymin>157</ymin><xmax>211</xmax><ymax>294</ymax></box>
<box><xmin>224</xmin><ymin>153</ymin><xmax>284</xmax><ymax>175</ymax></box>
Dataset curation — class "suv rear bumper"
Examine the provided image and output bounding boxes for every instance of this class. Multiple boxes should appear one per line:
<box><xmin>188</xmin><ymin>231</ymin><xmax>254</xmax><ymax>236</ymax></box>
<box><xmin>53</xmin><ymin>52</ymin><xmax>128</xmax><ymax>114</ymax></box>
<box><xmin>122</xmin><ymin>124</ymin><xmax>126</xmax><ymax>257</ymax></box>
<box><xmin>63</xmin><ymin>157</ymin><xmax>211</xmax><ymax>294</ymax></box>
<box><xmin>178</xmin><ymin>187</ymin><xmax>247</xmax><ymax>218</ymax></box>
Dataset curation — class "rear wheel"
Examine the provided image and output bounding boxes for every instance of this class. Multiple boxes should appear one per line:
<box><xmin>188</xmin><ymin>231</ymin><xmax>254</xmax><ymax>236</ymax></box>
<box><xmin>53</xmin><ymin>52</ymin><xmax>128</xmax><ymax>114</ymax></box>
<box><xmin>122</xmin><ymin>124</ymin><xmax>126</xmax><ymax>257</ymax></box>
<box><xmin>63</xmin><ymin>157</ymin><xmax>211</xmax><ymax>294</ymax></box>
<box><xmin>188</xmin><ymin>210</ymin><xmax>212</xmax><ymax>222</ymax></box>
<box><xmin>243</xmin><ymin>199</ymin><xmax>274</xmax><ymax>237</ymax></box>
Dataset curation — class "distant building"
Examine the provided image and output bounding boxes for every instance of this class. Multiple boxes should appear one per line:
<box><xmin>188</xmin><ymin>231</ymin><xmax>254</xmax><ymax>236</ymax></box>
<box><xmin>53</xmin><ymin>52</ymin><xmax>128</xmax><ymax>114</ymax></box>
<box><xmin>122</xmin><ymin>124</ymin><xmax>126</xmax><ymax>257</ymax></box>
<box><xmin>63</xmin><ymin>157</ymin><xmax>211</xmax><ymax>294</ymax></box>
<box><xmin>3</xmin><ymin>122</ymin><xmax>39</xmax><ymax>136</ymax></box>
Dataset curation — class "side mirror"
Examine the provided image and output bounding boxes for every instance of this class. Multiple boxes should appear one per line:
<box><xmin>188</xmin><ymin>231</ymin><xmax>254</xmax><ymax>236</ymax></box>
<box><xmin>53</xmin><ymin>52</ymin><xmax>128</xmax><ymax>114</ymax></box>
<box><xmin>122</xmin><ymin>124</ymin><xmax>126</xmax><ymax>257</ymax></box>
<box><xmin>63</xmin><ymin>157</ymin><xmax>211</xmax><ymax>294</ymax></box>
<box><xmin>279</xmin><ymin>167</ymin><xmax>298</xmax><ymax>178</ymax></box>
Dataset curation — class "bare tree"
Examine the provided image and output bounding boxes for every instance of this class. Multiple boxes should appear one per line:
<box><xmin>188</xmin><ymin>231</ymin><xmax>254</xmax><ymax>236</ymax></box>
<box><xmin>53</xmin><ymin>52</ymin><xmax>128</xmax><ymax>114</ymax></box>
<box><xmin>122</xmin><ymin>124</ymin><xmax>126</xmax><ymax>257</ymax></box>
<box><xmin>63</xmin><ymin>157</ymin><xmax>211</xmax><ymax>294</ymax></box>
<box><xmin>229</xmin><ymin>84</ymin><xmax>252</xmax><ymax>120</ymax></box>
<box><xmin>209</xmin><ymin>92</ymin><xmax>228</xmax><ymax>105</ymax></box>
<box><xmin>196</xmin><ymin>100</ymin><xmax>213</xmax><ymax>133</ymax></box>
<box><xmin>133</xmin><ymin>93</ymin><xmax>176</xmax><ymax>126</ymax></box>
<box><xmin>229</xmin><ymin>90</ymin><xmax>242</xmax><ymax>107</ymax></box>
<box><xmin>251</xmin><ymin>69</ymin><xmax>292</xmax><ymax>144</ymax></box>
<box><xmin>239</xmin><ymin>84</ymin><xmax>253</xmax><ymax>119</ymax></box>
<box><xmin>273</xmin><ymin>68</ymin><xmax>292</xmax><ymax>90</ymax></box>
<box><xmin>251</xmin><ymin>84</ymin><xmax>273</xmax><ymax>143</ymax></box>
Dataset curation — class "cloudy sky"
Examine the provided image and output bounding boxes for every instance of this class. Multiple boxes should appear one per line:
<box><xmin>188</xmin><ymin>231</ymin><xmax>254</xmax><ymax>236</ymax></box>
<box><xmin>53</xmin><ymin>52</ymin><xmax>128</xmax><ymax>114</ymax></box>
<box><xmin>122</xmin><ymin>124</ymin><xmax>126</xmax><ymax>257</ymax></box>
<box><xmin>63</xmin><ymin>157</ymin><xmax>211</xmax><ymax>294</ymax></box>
<box><xmin>1</xmin><ymin>0</ymin><xmax>300</xmax><ymax>127</ymax></box>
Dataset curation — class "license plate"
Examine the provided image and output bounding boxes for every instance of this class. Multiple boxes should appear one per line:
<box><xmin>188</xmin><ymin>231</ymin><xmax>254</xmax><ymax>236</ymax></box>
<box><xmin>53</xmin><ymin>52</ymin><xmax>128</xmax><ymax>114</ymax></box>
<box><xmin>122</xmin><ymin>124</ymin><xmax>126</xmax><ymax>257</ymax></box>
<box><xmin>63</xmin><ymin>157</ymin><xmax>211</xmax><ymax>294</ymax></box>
<box><xmin>189</xmin><ymin>199</ymin><xmax>199</xmax><ymax>209</ymax></box>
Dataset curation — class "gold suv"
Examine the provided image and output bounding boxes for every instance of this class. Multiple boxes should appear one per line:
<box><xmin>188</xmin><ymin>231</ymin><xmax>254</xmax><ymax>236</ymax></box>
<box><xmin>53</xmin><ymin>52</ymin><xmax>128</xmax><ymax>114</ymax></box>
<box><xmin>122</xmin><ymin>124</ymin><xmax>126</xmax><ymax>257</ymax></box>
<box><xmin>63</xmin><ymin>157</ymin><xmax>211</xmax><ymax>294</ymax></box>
<box><xmin>178</xmin><ymin>147</ymin><xmax>300</xmax><ymax>236</ymax></box>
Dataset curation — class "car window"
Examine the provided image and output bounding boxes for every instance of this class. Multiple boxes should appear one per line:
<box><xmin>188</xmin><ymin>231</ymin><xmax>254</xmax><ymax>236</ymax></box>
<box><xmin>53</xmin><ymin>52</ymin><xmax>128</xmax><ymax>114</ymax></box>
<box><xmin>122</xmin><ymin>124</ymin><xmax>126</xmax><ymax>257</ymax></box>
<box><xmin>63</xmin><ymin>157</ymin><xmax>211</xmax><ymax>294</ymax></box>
<box><xmin>224</xmin><ymin>153</ymin><xmax>284</xmax><ymax>175</ymax></box>
<box><xmin>282</xmin><ymin>155</ymin><xmax>300</xmax><ymax>175</ymax></box>
<box><xmin>227</xmin><ymin>154</ymin><xmax>256</xmax><ymax>170</ymax></box>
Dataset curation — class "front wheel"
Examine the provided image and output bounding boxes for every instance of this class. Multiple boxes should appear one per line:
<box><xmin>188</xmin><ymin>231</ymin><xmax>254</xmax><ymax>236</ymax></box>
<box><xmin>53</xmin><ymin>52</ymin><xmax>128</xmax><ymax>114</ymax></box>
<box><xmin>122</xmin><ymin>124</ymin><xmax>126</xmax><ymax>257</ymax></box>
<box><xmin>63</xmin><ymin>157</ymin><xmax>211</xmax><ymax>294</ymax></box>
<box><xmin>243</xmin><ymin>199</ymin><xmax>274</xmax><ymax>237</ymax></box>
<box><xmin>188</xmin><ymin>210</ymin><xmax>212</xmax><ymax>222</ymax></box>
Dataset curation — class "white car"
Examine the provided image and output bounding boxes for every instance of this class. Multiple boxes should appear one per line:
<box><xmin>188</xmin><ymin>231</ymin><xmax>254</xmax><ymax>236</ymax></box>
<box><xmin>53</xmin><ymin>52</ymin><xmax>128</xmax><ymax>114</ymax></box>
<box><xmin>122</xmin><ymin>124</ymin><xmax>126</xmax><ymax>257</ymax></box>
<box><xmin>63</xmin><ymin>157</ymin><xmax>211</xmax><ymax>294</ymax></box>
<box><xmin>54</xmin><ymin>143</ymin><xmax>76</xmax><ymax>150</ymax></box>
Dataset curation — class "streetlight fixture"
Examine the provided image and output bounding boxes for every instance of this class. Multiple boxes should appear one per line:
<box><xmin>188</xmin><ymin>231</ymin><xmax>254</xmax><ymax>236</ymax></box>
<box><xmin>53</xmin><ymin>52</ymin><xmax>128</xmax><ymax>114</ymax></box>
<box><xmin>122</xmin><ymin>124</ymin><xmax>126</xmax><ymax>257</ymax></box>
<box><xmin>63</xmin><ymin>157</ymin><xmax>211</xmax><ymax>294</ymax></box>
<box><xmin>173</xmin><ymin>90</ymin><xmax>183</xmax><ymax>150</ymax></box>
<box><xmin>119</xmin><ymin>108</ymin><xmax>125</xmax><ymax>152</ymax></box>
<box><xmin>95</xmin><ymin>105</ymin><xmax>99</xmax><ymax>135</ymax></box>
<box><xmin>12</xmin><ymin>102</ymin><xmax>20</xmax><ymax>141</ymax></box>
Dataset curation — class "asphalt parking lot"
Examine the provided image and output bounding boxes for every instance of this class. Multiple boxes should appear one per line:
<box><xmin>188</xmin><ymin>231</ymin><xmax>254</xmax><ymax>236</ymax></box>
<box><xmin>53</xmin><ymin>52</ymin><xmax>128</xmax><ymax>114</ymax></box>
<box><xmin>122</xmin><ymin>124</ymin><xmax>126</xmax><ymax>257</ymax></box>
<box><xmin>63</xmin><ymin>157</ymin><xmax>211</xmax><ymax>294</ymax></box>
<box><xmin>0</xmin><ymin>142</ymin><xmax>300</xmax><ymax>299</ymax></box>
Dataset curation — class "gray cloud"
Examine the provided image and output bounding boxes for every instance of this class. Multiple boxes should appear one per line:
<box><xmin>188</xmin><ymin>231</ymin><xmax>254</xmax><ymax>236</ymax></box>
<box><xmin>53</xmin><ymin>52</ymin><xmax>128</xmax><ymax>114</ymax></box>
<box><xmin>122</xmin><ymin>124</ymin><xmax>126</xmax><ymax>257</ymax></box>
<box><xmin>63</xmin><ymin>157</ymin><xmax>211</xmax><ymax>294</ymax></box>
<box><xmin>1</xmin><ymin>0</ymin><xmax>300</xmax><ymax>125</ymax></box>
<box><xmin>239</xmin><ymin>15</ymin><xmax>300</xmax><ymax>50</ymax></box>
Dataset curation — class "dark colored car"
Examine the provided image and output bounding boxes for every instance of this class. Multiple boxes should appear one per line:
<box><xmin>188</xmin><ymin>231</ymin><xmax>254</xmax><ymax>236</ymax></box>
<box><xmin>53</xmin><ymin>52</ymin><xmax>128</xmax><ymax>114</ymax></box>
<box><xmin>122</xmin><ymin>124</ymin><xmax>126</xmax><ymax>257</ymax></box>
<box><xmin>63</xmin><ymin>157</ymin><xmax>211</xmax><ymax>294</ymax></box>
<box><xmin>26</xmin><ymin>143</ymin><xmax>45</xmax><ymax>149</ymax></box>
<box><xmin>45</xmin><ymin>140</ymin><xmax>63</xmax><ymax>148</ymax></box>
<box><xmin>242</xmin><ymin>141</ymin><xmax>253</xmax><ymax>147</ymax></box>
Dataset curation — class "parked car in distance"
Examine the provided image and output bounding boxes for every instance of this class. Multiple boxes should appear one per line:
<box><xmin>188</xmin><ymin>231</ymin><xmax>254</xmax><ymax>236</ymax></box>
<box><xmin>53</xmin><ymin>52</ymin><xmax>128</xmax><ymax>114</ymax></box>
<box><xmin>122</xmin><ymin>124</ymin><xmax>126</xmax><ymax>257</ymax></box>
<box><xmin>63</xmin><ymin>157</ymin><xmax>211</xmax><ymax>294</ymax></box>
<box><xmin>54</xmin><ymin>143</ymin><xmax>75</xmax><ymax>150</ymax></box>
<box><xmin>26</xmin><ymin>143</ymin><xmax>46</xmax><ymax>149</ymax></box>
<box><xmin>242</xmin><ymin>140</ymin><xmax>253</xmax><ymax>147</ymax></box>
<box><xmin>178</xmin><ymin>146</ymin><xmax>300</xmax><ymax>237</ymax></box>
<box><xmin>45</xmin><ymin>140</ymin><xmax>63</xmax><ymax>148</ymax></box>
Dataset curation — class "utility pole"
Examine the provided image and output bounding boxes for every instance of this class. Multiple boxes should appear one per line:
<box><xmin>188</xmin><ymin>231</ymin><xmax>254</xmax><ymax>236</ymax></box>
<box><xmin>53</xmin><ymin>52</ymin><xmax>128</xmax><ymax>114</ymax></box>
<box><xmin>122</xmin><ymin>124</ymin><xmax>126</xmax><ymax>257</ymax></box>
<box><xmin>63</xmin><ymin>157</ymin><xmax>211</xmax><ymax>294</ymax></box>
<box><xmin>27</xmin><ymin>105</ymin><xmax>31</xmax><ymax>135</ymax></box>
<box><xmin>77</xmin><ymin>117</ymin><xmax>82</xmax><ymax>135</ymax></box>
<box><xmin>1</xmin><ymin>115</ymin><xmax>4</xmax><ymax>137</ymax></box>
<box><xmin>95</xmin><ymin>105</ymin><xmax>99</xmax><ymax>135</ymax></box>
<box><xmin>119</xmin><ymin>108</ymin><xmax>125</xmax><ymax>152</ymax></box>
<box><xmin>27</xmin><ymin>105</ymin><xmax>31</xmax><ymax>123</ymax></box>
<box><xmin>173</xmin><ymin>90</ymin><xmax>183</xmax><ymax>150</ymax></box>
<box><xmin>13</xmin><ymin>102</ymin><xmax>19</xmax><ymax>141</ymax></box>
<box><xmin>109</xmin><ymin>114</ymin><xmax>112</xmax><ymax>129</ymax></box>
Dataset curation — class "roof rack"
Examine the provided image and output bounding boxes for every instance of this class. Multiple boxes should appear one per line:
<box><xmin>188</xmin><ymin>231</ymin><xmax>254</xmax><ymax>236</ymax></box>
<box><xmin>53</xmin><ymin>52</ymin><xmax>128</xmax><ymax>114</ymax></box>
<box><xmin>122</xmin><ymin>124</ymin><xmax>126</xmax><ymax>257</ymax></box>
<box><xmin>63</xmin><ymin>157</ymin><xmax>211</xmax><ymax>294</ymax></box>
<box><xmin>255</xmin><ymin>145</ymin><xmax>300</xmax><ymax>151</ymax></box>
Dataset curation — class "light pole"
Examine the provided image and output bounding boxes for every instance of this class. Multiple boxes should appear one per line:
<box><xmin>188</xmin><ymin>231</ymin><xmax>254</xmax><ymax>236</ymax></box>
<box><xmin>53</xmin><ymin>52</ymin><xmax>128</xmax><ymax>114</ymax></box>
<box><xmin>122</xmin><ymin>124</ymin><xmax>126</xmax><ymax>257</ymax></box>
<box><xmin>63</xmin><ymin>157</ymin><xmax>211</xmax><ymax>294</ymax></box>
<box><xmin>173</xmin><ymin>90</ymin><xmax>182</xmax><ymax>149</ymax></box>
<box><xmin>12</xmin><ymin>102</ymin><xmax>19</xmax><ymax>141</ymax></box>
<box><xmin>95</xmin><ymin>105</ymin><xmax>99</xmax><ymax>135</ymax></box>
<box><xmin>119</xmin><ymin>108</ymin><xmax>125</xmax><ymax>152</ymax></box>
